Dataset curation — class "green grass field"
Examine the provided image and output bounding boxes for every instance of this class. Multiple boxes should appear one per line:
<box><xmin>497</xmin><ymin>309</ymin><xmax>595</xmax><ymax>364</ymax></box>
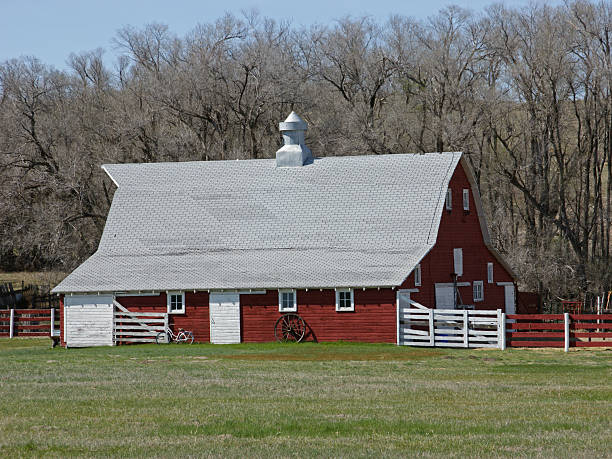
<box><xmin>0</xmin><ymin>339</ymin><xmax>610</xmax><ymax>457</ymax></box>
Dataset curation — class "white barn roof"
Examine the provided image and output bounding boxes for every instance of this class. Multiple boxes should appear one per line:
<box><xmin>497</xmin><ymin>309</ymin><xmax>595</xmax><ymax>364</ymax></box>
<box><xmin>53</xmin><ymin>152</ymin><xmax>463</xmax><ymax>293</ymax></box>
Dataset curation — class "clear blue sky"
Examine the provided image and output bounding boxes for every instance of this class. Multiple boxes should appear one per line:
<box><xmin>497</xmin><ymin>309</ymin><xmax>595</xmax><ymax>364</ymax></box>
<box><xmin>1</xmin><ymin>0</ymin><xmax>562</xmax><ymax>70</ymax></box>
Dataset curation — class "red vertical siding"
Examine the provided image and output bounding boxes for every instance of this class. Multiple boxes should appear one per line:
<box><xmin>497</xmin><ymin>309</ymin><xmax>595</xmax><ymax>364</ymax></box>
<box><xmin>241</xmin><ymin>289</ymin><xmax>396</xmax><ymax>343</ymax></box>
<box><xmin>400</xmin><ymin>161</ymin><xmax>514</xmax><ymax>311</ymax></box>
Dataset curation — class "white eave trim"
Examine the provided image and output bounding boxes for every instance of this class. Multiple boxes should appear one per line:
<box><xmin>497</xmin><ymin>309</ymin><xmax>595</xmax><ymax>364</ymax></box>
<box><xmin>100</xmin><ymin>165</ymin><xmax>119</xmax><ymax>187</ymax></box>
<box><xmin>54</xmin><ymin>285</ymin><xmax>400</xmax><ymax>295</ymax></box>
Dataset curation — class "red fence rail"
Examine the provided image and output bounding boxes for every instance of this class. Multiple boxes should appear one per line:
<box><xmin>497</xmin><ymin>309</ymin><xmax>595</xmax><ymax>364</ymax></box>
<box><xmin>507</xmin><ymin>313</ymin><xmax>612</xmax><ymax>349</ymax></box>
<box><xmin>0</xmin><ymin>308</ymin><xmax>59</xmax><ymax>337</ymax></box>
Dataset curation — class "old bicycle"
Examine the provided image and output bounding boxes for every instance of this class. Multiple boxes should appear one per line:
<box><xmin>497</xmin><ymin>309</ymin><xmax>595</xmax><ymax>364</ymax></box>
<box><xmin>155</xmin><ymin>326</ymin><xmax>194</xmax><ymax>344</ymax></box>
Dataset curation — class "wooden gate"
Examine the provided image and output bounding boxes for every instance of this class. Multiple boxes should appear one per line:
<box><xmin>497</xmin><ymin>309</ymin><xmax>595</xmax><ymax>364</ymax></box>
<box><xmin>399</xmin><ymin>302</ymin><xmax>503</xmax><ymax>348</ymax></box>
<box><xmin>113</xmin><ymin>300</ymin><xmax>168</xmax><ymax>344</ymax></box>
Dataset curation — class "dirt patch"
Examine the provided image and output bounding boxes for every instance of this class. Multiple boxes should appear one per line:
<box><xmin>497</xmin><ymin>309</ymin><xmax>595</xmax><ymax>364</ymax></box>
<box><xmin>223</xmin><ymin>349</ymin><xmax>442</xmax><ymax>361</ymax></box>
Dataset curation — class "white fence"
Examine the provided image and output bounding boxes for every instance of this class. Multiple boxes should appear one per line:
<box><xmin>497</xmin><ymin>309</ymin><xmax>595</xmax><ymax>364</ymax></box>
<box><xmin>113</xmin><ymin>300</ymin><xmax>167</xmax><ymax>344</ymax></box>
<box><xmin>399</xmin><ymin>302</ymin><xmax>503</xmax><ymax>349</ymax></box>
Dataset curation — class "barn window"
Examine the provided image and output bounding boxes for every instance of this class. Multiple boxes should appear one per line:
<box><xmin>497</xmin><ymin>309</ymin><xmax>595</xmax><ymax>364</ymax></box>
<box><xmin>487</xmin><ymin>262</ymin><xmax>494</xmax><ymax>284</ymax></box>
<box><xmin>278</xmin><ymin>289</ymin><xmax>297</xmax><ymax>312</ymax></box>
<box><xmin>446</xmin><ymin>188</ymin><xmax>452</xmax><ymax>210</ymax></box>
<box><xmin>414</xmin><ymin>264</ymin><xmax>422</xmax><ymax>286</ymax></box>
<box><xmin>167</xmin><ymin>291</ymin><xmax>185</xmax><ymax>314</ymax></box>
<box><xmin>335</xmin><ymin>289</ymin><xmax>354</xmax><ymax>312</ymax></box>
<box><xmin>453</xmin><ymin>248</ymin><xmax>463</xmax><ymax>276</ymax></box>
<box><xmin>463</xmin><ymin>189</ymin><xmax>470</xmax><ymax>211</ymax></box>
<box><xmin>473</xmin><ymin>281</ymin><xmax>484</xmax><ymax>302</ymax></box>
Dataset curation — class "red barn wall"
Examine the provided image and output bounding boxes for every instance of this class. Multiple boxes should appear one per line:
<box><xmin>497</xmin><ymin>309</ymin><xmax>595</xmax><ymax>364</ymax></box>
<box><xmin>241</xmin><ymin>289</ymin><xmax>396</xmax><ymax>343</ymax></box>
<box><xmin>400</xmin><ymin>161</ymin><xmax>514</xmax><ymax>311</ymax></box>
<box><xmin>60</xmin><ymin>289</ymin><xmax>395</xmax><ymax>345</ymax></box>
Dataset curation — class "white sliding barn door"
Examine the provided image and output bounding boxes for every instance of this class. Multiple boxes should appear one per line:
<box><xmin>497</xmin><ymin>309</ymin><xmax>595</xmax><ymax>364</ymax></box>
<box><xmin>64</xmin><ymin>295</ymin><xmax>114</xmax><ymax>347</ymax></box>
<box><xmin>209</xmin><ymin>293</ymin><xmax>241</xmax><ymax>344</ymax></box>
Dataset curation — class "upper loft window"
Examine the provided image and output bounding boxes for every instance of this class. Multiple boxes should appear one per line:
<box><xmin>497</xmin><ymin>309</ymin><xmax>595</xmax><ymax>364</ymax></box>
<box><xmin>446</xmin><ymin>188</ymin><xmax>452</xmax><ymax>211</ymax></box>
<box><xmin>473</xmin><ymin>281</ymin><xmax>484</xmax><ymax>302</ymax></box>
<box><xmin>335</xmin><ymin>289</ymin><xmax>354</xmax><ymax>312</ymax></box>
<box><xmin>463</xmin><ymin>189</ymin><xmax>470</xmax><ymax>211</ymax></box>
<box><xmin>278</xmin><ymin>289</ymin><xmax>297</xmax><ymax>312</ymax></box>
<box><xmin>167</xmin><ymin>291</ymin><xmax>185</xmax><ymax>314</ymax></box>
<box><xmin>453</xmin><ymin>248</ymin><xmax>463</xmax><ymax>276</ymax></box>
<box><xmin>414</xmin><ymin>264</ymin><xmax>422</xmax><ymax>287</ymax></box>
<box><xmin>487</xmin><ymin>262</ymin><xmax>494</xmax><ymax>284</ymax></box>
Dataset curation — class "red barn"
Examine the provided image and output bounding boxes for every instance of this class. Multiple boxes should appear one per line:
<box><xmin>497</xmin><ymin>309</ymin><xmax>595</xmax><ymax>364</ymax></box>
<box><xmin>52</xmin><ymin>113</ymin><xmax>516</xmax><ymax>347</ymax></box>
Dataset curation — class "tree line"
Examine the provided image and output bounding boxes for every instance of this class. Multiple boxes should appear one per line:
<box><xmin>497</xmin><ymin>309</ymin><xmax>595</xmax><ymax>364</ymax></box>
<box><xmin>0</xmin><ymin>1</ymin><xmax>610</xmax><ymax>304</ymax></box>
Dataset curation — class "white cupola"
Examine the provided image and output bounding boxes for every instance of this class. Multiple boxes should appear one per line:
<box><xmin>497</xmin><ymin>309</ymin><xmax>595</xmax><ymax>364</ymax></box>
<box><xmin>275</xmin><ymin>112</ymin><xmax>312</xmax><ymax>167</ymax></box>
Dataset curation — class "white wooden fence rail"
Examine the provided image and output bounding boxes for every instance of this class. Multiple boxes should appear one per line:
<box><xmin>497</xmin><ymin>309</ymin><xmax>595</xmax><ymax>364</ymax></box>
<box><xmin>113</xmin><ymin>300</ymin><xmax>168</xmax><ymax>344</ymax></box>
<box><xmin>400</xmin><ymin>302</ymin><xmax>503</xmax><ymax>349</ymax></box>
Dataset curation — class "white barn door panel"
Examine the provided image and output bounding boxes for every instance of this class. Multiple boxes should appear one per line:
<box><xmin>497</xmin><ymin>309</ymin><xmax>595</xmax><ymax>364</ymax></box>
<box><xmin>209</xmin><ymin>293</ymin><xmax>241</xmax><ymax>344</ymax></box>
<box><xmin>435</xmin><ymin>285</ymin><xmax>455</xmax><ymax>309</ymax></box>
<box><xmin>504</xmin><ymin>285</ymin><xmax>516</xmax><ymax>315</ymax></box>
<box><xmin>64</xmin><ymin>295</ymin><xmax>114</xmax><ymax>347</ymax></box>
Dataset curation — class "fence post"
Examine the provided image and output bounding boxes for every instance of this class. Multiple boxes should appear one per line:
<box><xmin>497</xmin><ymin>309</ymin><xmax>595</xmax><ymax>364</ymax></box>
<box><xmin>9</xmin><ymin>309</ymin><xmax>14</xmax><ymax>338</ymax></box>
<box><xmin>499</xmin><ymin>310</ymin><xmax>506</xmax><ymax>350</ymax></box>
<box><xmin>428</xmin><ymin>310</ymin><xmax>434</xmax><ymax>346</ymax></box>
<box><xmin>564</xmin><ymin>312</ymin><xmax>570</xmax><ymax>352</ymax></box>
<box><xmin>50</xmin><ymin>308</ymin><xmax>55</xmax><ymax>337</ymax></box>
<box><xmin>463</xmin><ymin>310</ymin><xmax>469</xmax><ymax>348</ymax></box>
<box><xmin>396</xmin><ymin>292</ymin><xmax>400</xmax><ymax>346</ymax></box>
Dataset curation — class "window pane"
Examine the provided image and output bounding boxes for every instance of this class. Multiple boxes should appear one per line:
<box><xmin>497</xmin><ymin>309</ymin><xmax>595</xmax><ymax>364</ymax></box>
<box><xmin>338</xmin><ymin>291</ymin><xmax>351</xmax><ymax>309</ymax></box>
<box><xmin>280</xmin><ymin>291</ymin><xmax>294</xmax><ymax>310</ymax></box>
<box><xmin>170</xmin><ymin>294</ymin><xmax>182</xmax><ymax>311</ymax></box>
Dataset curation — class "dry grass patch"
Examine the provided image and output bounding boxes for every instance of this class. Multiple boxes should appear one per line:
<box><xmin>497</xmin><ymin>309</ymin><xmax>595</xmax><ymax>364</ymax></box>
<box><xmin>223</xmin><ymin>347</ymin><xmax>442</xmax><ymax>361</ymax></box>
<box><xmin>0</xmin><ymin>271</ymin><xmax>67</xmax><ymax>286</ymax></box>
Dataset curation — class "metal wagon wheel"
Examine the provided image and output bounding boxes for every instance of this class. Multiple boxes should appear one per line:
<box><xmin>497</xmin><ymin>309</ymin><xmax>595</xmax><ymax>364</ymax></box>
<box><xmin>274</xmin><ymin>313</ymin><xmax>306</xmax><ymax>343</ymax></box>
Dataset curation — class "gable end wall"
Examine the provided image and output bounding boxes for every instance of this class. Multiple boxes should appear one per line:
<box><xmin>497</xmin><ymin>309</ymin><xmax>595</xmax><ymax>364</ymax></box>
<box><xmin>400</xmin><ymin>160</ymin><xmax>514</xmax><ymax>310</ymax></box>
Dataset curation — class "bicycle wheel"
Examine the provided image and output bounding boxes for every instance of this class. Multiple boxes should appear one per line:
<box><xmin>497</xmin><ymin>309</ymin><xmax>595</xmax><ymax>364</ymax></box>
<box><xmin>176</xmin><ymin>331</ymin><xmax>187</xmax><ymax>343</ymax></box>
<box><xmin>155</xmin><ymin>331</ymin><xmax>169</xmax><ymax>344</ymax></box>
<box><xmin>185</xmin><ymin>331</ymin><xmax>194</xmax><ymax>344</ymax></box>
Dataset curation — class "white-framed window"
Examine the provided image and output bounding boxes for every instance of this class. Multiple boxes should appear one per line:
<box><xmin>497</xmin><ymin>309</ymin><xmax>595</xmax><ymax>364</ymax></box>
<box><xmin>167</xmin><ymin>291</ymin><xmax>185</xmax><ymax>314</ymax></box>
<box><xmin>487</xmin><ymin>262</ymin><xmax>494</xmax><ymax>284</ymax></box>
<box><xmin>473</xmin><ymin>281</ymin><xmax>484</xmax><ymax>302</ymax></box>
<box><xmin>414</xmin><ymin>263</ymin><xmax>422</xmax><ymax>286</ymax></box>
<box><xmin>463</xmin><ymin>189</ymin><xmax>470</xmax><ymax>211</ymax></box>
<box><xmin>335</xmin><ymin>288</ymin><xmax>354</xmax><ymax>312</ymax></box>
<box><xmin>278</xmin><ymin>289</ymin><xmax>297</xmax><ymax>312</ymax></box>
<box><xmin>453</xmin><ymin>248</ymin><xmax>463</xmax><ymax>276</ymax></box>
<box><xmin>446</xmin><ymin>188</ymin><xmax>452</xmax><ymax>210</ymax></box>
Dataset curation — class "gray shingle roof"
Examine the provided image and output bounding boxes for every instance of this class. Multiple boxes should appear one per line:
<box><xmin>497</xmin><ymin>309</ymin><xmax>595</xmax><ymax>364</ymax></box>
<box><xmin>53</xmin><ymin>152</ymin><xmax>462</xmax><ymax>293</ymax></box>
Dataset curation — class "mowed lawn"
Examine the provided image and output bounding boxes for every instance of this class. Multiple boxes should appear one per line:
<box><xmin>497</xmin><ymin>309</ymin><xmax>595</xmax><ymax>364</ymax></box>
<box><xmin>0</xmin><ymin>340</ymin><xmax>610</xmax><ymax>457</ymax></box>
